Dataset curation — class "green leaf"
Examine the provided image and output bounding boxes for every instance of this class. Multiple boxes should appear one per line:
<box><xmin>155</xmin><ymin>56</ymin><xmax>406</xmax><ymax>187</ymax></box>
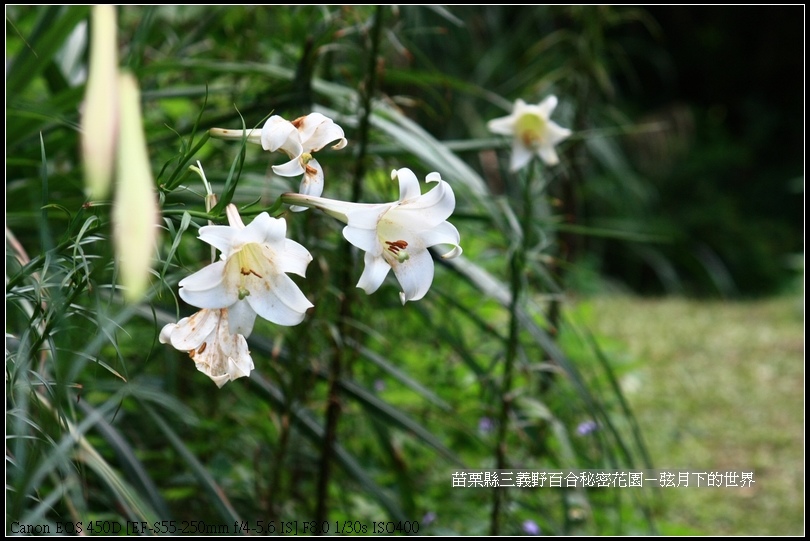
<box><xmin>6</xmin><ymin>6</ymin><xmax>91</xmax><ymax>96</ymax></box>
<box><xmin>249</xmin><ymin>373</ymin><xmax>410</xmax><ymax>522</ymax></box>
<box><xmin>352</xmin><ymin>341</ymin><xmax>452</xmax><ymax>411</ymax></box>
<box><xmin>338</xmin><ymin>378</ymin><xmax>464</xmax><ymax>466</ymax></box>
<box><xmin>142</xmin><ymin>402</ymin><xmax>243</xmax><ymax>525</ymax></box>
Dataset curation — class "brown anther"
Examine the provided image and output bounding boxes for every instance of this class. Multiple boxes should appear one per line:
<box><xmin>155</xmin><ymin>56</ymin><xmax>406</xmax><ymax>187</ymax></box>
<box><xmin>291</xmin><ymin>116</ymin><xmax>305</xmax><ymax>128</ymax></box>
<box><xmin>240</xmin><ymin>266</ymin><xmax>262</xmax><ymax>278</ymax></box>
<box><xmin>197</xmin><ymin>342</ymin><xmax>207</xmax><ymax>354</ymax></box>
<box><xmin>385</xmin><ymin>240</ymin><xmax>408</xmax><ymax>253</ymax></box>
<box><xmin>305</xmin><ymin>163</ymin><xmax>317</xmax><ymax>175</ymax></box>
<box><xmin>188</xmin><ymin>348</ymin><xmax>196</xmax><ymax>358</ymax></box>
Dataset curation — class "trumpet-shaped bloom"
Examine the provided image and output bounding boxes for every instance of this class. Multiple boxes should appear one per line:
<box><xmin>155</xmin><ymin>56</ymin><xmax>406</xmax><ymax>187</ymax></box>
<box><xmin>178</xmin><ymin>205</ymin><xmax>313</xmax><ymax>335</ymax></box>
<box><xmin>487</xmin><ymin>96</ymin><xmax>572</xmax><ymax>171</ymax></box>
<box><xmin>264</xmin><ymin>113</ymin><xmax>347</xmax><ymax>211</ymax></box>
<box><xmin>160</xmin><ymin>308</ymin><xmax>253</xmax><ymax>388</ymax></box>
<box><xmin>283</xmin><ymin>168</ymin><xmax>462</xmax><ymax>304</ymax></box>
<box><xmin>209</xmin><ymin>113</ymin><xmax>347</xmax><ymax>208</ymax></box>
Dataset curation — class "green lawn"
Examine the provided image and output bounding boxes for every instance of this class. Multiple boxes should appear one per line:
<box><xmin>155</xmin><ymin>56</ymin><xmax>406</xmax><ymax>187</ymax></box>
<box><xmin>574</xmin><ymin>294</ymin><xmax>804</xmax><ymax>535</ymax></box>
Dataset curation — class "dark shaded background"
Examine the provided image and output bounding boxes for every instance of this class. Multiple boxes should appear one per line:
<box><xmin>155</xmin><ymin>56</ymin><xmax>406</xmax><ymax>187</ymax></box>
<box><xmin>605</xmin><ymin>6</ymin><xmax>804</xmax><ymax>295</ymax></box>
<box><xmin>387</xmin><ymin>6</ymin><xmax>804</xmax><ymax>296</ymax></box>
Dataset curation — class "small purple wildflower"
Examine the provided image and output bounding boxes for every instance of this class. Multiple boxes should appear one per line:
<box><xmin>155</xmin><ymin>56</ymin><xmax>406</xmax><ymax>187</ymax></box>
<box><xmin>478</xmin><ymin>416</ymin><xmax>494</xmax><ymax>434</ymax></box>
<box><xmin>576</xmin><ymin>420</ymin><xmax>599</xmax><ymax>436</ymax></box>
<box><xmin>422</xmin><ymin>511</ymin><xmax>437</xmax><ymax>526</ymax></box>
<box><xmin>522</xmin><ymin>519</ymin><xmax>541</xmax><ymax>535</ymax></box>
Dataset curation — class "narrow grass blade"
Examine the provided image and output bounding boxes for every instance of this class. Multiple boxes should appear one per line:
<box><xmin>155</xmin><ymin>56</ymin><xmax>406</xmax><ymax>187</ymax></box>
<box><xmin>249</xmin><ymin>372</ymin><xmax>409</xmax><ymax>522</ymax></box>
<box><xmin>142</xmin><ymin>402</ymin><xmax>243</xmax><ymax>525</ymax></box>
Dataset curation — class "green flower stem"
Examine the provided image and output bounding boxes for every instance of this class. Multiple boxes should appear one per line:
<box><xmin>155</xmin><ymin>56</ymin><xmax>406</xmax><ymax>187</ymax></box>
<box><xmin>490</xmin><ymin>161</ymin><xmax>537</xmax><ymax>535</ymax></box>
<box><xmin>161</xmin><ymin>197</ymin><xmax>284</xmax><ymax>222</ymax></box>
<box><xmin>314</xmin><ymin>5</ymin><xmax>384</xmax><ymax>527</ymax></box>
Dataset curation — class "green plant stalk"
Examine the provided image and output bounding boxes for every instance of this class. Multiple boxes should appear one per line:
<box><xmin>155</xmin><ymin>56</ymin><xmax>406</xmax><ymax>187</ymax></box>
<box><xmin>265</xmin><ymin>408</ymin><xmax>292</xmax><ymax>518</ymax></box>
<box><xmin>490</xmin><ymin>162</ymin><xmax>536</xmax><ymax>535</ymax></box>
<box><xmin>314</xmin><ymin>5</ymin><xmax>384</xmax><ymax>527</ymax></box>
<box><xmin>546</xmin><ymin>98</ymin><xmax>587</xmax><ymax>339</ymax></box>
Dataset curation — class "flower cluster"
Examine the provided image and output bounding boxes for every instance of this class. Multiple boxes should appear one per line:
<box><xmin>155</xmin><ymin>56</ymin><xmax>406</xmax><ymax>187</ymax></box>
<box><xmin>162</xmin><ymin>112</ymin><xmax>462</xmax><ymax>386</ymax></box>
<box><xmin>161</xmin><ymin>204</ymin><xmax>313</xmax><ymax>386</ymax></box>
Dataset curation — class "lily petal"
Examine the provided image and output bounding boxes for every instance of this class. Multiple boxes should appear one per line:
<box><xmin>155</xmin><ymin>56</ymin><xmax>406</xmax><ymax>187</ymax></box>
<box><xmin>356</xmin><ymin>252</ymin><xmax>392</xmax><ymax>295</ymax></box>
<box><xmin>195</xmin><ymin>314</ymin><xmax>253</xmax><ymax>386</ymax></box>
<box><xmin>421</xmin><ymin>220</ymin><xmax>462</xmax><ymax>256</ymax></box>
<box><xmin>248</xmin><ymin>212</ymin><xmax>288</xmax><ymax>246</ymax></box>
<box><xmin>227</xmin><ymin>300</ymin><xmax>258</xmax><ymax>337</ymax></box>
<box><xmin>509</xmin><ymin>139</ymin><xmax>534</xmax><ymax>172</ymax></box>
<box><xmin>390</xmin><ymin>246</ymin><xmax>435</xmax><ymax>304</ymax></box>
<box><xmin>246</xmin><ymin>273</ymin><xmax>313</xmax><ymax>326</ymax></box>
<box><xmin>389</xmin><ymin>180</ymin><xmax>455</xmax><ymax>228</ymax></box>
<box><xmin>179</xmin><ymin>261</ymin><xmax>241</xmax><ymax>309</ymax></box>
<box><xmin>394</xmin><ymin>167</ymin><xmax>422</xmax><ymax>202</ymax></box>
<box><xmin>295</xmin><ymin>113</ymin><xmax>347</xmax><ymax>152</ymax></box>
<box><xmin>343</xmin><ymin>226</ymin><xmax>382</xmax><ymax>255</ymax></box>
<box><xmin>290</xmin><ymin>159</ymin><xmax>325</xmax><ymax>212</ymax></box>
<box><xmin>537</xmin><ymin>146</ymin><xmax>560</xmax><ymax>167</ymax></box>
<box><xmin>486</xmin><ymin>115</ymin><xmax>516</xmax><ymax>135</ymax></box>
<box><xmin>161</xmin><ymin>309</ymin><xmax>219</xmax><ymax>350</ymax></box>
<box><xmin>208</xmin><ymin>373</ymin><xmax>231</xmax><ymax>388</ymax></box>
<box><xmin>545</xmin><ymin>122</ymin><xmax>573</xmax><ymax>146</ymax></box>
<box><xmin>272</xmin><ymin>157</ymin><xmax>306</xmax><ymax>177</ymax></box>
<box><xmin>261</xmin><ymin>116</ymin><xmax>301</xmax><ymax>155</ymax></box>
<box><xmin>198</xmin><ymin>225</ymin><xmax>240</xmax><ymax>258</ymax></box>
<box><xmin>279</xmin><ymin>239</ymin><xmax>314</xmax><ymax>277</ymax></box>
<box><xmin>536</xmin><ymin>95</ymin><xmax>558</xmax><ymax>118</ymax></box>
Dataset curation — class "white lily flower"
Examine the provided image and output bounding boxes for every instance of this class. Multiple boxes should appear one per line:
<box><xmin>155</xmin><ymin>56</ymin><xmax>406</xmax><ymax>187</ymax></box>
<box><xmin>160</xmin><ymin>308</ymin><xmax>253</xmax><ymax>388</ymax></box>
<box><xmin>209</xmin><ymin>113</ymin><xmax>347</xmax><ymax>209</ymax></box>
<box><xmin>283</xmin><ymin>168</ymin><xmax>462</xmax><ymax>304</ymax></box>
<box><xmin>487</xmin><ymin>96</ymin><xmax>572</xmax><ymax>171</ymax></box>
<box><xmin>263</xmin><ymin>113</ymin><xmax>348</xmax><ymax>211</ymax></box>
<box><xmin>178</xmin><ymin>204</ymin><xmax>313</xmax><ymax>335</ymax></box>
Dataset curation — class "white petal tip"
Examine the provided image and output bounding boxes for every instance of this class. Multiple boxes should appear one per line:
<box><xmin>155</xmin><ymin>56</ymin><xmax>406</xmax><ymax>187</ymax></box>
<box><xmin>209</xmin><ymin>374</ymin><xmax>231</xmax><ymax>388</ymax></box>
<box><xmin>426</xmin><ymin>172</ymin><xmax>442</xmax><ymax>183</ymax></box>
<box><xmin>271</xmin><ymin>161</ymin><xmax>305</xmax><ymax>178</ymax></box>
<box><xmin>441</xmin><ymin>245</ymin><xmax>463</xmax><ymax>259</ymax></box>
<box><xmin>159</xmin><ymin>323</ymin><xmax>176</xmax><ymax>344</ymax></box>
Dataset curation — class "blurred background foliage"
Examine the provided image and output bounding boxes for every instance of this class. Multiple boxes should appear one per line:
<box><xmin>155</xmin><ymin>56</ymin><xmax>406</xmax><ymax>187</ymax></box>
<box><xmin>5</xmin><ymin>5</ymin><xmax>803</xmax><ymax>537</ymax></box>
